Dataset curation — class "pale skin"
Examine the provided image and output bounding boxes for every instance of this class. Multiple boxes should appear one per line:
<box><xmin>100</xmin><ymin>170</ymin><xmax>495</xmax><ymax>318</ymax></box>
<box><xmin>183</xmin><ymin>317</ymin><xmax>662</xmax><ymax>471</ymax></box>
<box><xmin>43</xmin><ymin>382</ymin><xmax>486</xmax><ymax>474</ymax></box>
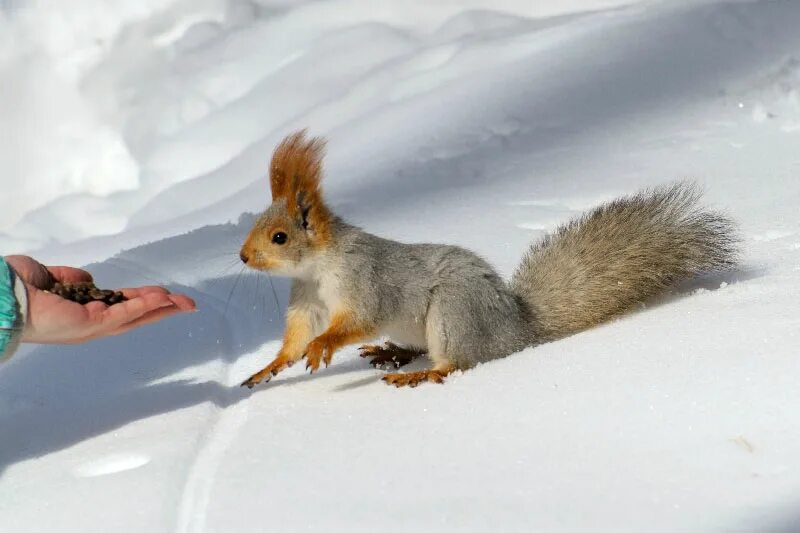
<box><xmin>5</xmin><ymin>255</ymin><xmax>196</xmax><ymax>344</ymax></box>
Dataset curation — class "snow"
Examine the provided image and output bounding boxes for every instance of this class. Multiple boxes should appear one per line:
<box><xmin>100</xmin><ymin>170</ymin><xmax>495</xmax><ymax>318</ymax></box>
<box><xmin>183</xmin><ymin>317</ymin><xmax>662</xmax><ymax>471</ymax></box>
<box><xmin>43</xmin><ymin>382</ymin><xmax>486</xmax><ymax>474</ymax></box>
<box><xmin>1</xmin><ymin>0</ymin><xmax>800</xmax><ymax>531</ymax></box>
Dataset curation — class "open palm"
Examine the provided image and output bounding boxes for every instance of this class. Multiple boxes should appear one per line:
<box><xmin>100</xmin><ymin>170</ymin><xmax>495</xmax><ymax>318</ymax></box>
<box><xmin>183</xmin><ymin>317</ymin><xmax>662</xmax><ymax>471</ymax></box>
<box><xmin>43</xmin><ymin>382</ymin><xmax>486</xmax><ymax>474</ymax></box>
<box><xmin>5</xmin><ymin>255</ymin><xmax>196</xmax><ymax>344</ymax></box>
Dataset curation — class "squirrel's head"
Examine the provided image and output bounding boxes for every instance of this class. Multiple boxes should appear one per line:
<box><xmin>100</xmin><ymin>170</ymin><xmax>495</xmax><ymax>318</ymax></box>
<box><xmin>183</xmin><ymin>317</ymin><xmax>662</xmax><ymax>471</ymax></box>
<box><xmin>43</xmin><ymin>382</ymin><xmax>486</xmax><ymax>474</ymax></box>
<box><xmin>240</xmin><ymin>130</ymin><xmax>333</xmax><ymax>277</ymax></box>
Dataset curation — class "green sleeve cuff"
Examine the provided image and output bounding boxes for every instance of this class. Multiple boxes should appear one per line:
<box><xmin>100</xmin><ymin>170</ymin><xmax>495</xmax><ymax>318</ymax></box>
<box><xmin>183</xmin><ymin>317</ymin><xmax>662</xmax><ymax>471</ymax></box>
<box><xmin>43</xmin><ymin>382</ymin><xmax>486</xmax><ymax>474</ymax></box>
<box><xmin>0</xmin><ymin>257</ymin><xmax>26</xmax><ymax>361</ymax></box>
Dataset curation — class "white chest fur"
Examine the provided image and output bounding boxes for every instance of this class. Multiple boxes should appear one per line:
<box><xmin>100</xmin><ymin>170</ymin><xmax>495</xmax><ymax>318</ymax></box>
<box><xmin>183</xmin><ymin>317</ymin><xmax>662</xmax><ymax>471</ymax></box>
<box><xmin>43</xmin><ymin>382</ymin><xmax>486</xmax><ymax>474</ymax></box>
<box><xmin>314</xmin><ymin>267</ymin><xmax>344</xmax><ymax>314</ymax></box>
<box><xmin>380</xmin><ymin>319</ymin><xmax>427</xmax><ymax>351</ymax></box>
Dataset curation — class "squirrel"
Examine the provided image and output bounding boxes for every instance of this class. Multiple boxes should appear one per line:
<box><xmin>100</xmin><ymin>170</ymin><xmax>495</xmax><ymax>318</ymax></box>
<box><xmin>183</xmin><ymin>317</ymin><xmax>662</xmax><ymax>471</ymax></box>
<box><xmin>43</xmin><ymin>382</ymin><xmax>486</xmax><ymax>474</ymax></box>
<box><xmin>239</xmin><ymin>130</ymin><xmax>738</xmax><ymax>388</ymax></box>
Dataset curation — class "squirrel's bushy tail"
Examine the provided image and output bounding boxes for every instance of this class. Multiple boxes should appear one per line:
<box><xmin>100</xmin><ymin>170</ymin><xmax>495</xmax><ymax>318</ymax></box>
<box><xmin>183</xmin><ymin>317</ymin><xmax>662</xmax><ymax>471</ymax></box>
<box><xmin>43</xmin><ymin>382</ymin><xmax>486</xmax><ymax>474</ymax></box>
<box><xmin>510</xmin><ymin>182</ymin><xmax>738</xmax><ymax>342</ymax></box>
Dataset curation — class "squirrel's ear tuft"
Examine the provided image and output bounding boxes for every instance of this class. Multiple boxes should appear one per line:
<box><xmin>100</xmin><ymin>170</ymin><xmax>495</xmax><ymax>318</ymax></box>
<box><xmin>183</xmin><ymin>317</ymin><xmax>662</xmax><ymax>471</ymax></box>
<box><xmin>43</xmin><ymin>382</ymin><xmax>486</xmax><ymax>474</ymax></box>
<box><xmin>268</xmin><ymin>129</ymin><xmax>333</xmax><ymax>242</ymax></box>
<box><xmin>269</xmin><ymin>129</ymin><xmax>326</xmax><ymax>203</ymax></box>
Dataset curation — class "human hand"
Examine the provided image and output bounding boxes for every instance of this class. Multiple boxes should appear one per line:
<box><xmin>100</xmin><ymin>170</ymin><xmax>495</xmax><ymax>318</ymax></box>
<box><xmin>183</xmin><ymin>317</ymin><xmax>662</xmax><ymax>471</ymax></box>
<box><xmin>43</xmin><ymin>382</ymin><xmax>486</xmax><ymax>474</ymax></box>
<box><xmin>4</xmin><ymin>255</ymin><xmax>196</xmax><ymax>344</ymax></box>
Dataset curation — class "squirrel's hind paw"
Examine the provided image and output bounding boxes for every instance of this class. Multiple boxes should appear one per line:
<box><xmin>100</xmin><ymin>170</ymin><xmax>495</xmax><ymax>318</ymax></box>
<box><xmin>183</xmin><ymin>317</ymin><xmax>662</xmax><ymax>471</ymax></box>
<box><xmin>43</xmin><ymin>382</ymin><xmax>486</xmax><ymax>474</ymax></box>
<box><xmin>359</xmin><ymin>342</ymin><xmax>424</xmax><ymax>369</ymax></box>
<box><xmin>383</xmin><ymin>368</ymin><xmax>451</xmax><ymax>388</ymax></box>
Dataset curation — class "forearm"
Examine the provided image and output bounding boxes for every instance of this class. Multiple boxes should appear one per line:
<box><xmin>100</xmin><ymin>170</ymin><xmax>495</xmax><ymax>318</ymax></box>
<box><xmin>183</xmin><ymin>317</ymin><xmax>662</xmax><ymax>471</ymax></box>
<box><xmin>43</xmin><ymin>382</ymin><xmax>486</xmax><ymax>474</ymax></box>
<box><xmin>276</xmin><ymin>307</ymin><xmax>314</xmax><ymax>360</ymax></box>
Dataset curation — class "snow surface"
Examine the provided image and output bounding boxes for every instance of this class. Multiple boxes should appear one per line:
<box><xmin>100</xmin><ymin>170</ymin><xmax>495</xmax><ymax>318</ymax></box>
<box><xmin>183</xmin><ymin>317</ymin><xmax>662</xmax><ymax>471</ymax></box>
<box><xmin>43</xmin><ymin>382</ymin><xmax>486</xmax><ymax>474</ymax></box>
<box><xmin>1</xmin><ymin>0</ymin><xmax>800</xmax><ymax>531</ymax></box>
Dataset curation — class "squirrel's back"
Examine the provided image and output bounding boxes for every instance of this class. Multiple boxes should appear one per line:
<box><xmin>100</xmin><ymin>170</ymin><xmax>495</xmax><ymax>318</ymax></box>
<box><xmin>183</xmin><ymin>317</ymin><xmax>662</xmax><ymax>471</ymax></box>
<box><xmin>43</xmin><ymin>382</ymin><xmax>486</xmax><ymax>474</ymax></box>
<box><xmin>510</xmin><ymin>183</ymin><xmax>738</xmax><ymax>342</ymax></box>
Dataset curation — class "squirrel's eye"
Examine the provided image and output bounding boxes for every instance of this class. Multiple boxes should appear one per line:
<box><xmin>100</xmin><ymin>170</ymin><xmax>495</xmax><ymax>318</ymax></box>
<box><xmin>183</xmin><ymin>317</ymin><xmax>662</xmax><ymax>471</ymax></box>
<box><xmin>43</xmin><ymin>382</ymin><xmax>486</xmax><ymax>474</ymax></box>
<box><xmin>271</xmin><ymin>232</ymin><xmax>288</xmax><ymax>245</ymax></box>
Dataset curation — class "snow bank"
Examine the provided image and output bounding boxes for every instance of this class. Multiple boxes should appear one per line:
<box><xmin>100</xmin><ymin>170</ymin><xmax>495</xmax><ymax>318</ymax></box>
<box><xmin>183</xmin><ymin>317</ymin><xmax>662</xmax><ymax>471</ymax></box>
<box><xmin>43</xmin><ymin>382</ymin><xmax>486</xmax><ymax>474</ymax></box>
<box><xmin>0</xmin><ymin>0</ymin><xmax>633</xmax><ymax>253</ymax></box>
<box><xmin>2</xmin><ymin>0</ymin><xmax>800</xmax><ymax>532</ymax></box>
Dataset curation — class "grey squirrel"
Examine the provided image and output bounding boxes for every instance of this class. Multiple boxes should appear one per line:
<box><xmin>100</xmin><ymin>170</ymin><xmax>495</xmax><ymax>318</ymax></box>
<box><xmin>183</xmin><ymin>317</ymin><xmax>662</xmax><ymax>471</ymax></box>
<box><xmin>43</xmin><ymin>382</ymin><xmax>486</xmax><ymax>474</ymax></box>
<box><xmin>239</xmin><ymin>130</ymin><xmax>738</xmax><ymax>388</ymax></box>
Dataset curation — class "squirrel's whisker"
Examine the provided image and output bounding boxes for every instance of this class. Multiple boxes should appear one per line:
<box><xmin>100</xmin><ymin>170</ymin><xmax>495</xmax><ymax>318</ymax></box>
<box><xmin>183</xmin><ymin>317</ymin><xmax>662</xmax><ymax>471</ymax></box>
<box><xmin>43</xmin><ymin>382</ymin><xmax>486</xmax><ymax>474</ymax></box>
<box><xmin>223</xmin><ymin>266</ymin><xmax>246</xmax><ymax>319</ymax></box>
<box><xmin>266</xmin><ymin>274</ymin><xmax>281</xmax><ymax>319</ymax></box>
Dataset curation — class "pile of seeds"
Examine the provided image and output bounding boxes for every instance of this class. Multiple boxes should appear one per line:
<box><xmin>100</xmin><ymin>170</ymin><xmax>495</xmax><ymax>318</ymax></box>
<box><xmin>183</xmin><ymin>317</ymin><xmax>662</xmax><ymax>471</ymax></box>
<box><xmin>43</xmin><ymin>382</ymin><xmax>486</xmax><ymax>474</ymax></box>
<box><xmin>46</xmin><ymin>282</ymin><xmax>127</xmax><ymax>306</ymax></box>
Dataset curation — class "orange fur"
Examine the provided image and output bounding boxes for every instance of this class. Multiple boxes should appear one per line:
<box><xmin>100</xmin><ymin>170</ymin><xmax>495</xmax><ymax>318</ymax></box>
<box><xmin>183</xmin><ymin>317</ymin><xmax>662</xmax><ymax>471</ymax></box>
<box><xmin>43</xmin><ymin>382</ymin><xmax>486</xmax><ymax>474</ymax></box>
<box><xmin>241</xmin><ymin>308</ymin><xmax>313</xmax><ymax>388</ymax></box>
<box><xmin>239</xmin><ymin>219</ymin><xmax>290</xmax><ymax>270</ymax></box>
<box><xmin>269</xmin><ymin>130</ymin><xmax>333</xmax><ymax>247</ymax></box>
<box><xmin>383</xmin><ymin>364</ymin><xmax>455</xmax><ymax>387</ymax></box>
<box><xmin>240</xmin><ymin>356</ymin><xmax>292</xmax><ymax>388</ymax></box>
<box><xmin>305</xmin><ymin>311</ymin><xmax>374</xmax><ymax>372</ymax></box>
<box><xmin>269</xmin><ymin>129</ymin><xmax>324</xmax><ymax>201</ymax></box>
<box><xmin>281</xmin><ymin>308</ymin><xmax>315</xmax><ymax>358</ymax></box>
<box><xmin>238</xmin><ymin>236</ymin><xmax>283</xmax><ymax>271</ymax></box>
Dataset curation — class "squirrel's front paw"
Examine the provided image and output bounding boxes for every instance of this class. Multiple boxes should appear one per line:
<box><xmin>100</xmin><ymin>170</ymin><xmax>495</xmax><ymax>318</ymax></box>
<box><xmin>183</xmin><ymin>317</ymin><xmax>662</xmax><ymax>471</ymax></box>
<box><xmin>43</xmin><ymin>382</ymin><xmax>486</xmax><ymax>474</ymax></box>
<box><xmin>241</xmin><ymin>356</ymin><xmax>294</xmax><ymax>388</ymax></box>
<box><xmin>304</xmin><ymin>339</ymin><xmax>334</xmax><ymax>373</ymax></box>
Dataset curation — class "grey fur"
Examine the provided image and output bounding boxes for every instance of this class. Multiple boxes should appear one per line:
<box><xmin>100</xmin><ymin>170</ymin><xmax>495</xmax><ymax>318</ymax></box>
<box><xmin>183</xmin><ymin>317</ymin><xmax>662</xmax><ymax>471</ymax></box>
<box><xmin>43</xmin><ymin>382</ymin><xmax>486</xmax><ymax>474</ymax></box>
<box><xmin>319</xmin><ymin>220</ymin><xmax>534</xmax><ymax>368</ymax></box>
<box><xmin>249</xmin><ymin>181</ymin><xmax>738</xmax><ymax>373</ymax></box>
<box><xmin>510</xmin><ymin>182</ymin><xmax>739</xmax><ymax>343</ymax></box>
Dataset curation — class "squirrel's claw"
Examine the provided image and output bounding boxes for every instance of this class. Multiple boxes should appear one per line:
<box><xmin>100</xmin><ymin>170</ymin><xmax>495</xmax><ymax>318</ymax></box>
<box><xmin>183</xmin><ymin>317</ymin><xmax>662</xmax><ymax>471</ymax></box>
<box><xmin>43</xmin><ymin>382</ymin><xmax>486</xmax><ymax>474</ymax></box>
<box><xmin>240</xmin><ymin>372</ymin><xmax>272</xmax><ymax>388</ymax></box>
<box><xmin>240</xmin><ymin>375</ymin><xmax>265</xmax><ymax>389</ymax></box>
<box><xmin>305</xmin><ymin>355</ymin><xmax>319</xmax><ymax>374</ymax></box>
<box><xmin>304</xmin><ymin>341</ymin><xmax>331</xmax><ymax>374</ymax></box>
<box><xmin>301</xmin><ymin>352</ymin><xmax>313</xmax><ymax>373</ymax></box>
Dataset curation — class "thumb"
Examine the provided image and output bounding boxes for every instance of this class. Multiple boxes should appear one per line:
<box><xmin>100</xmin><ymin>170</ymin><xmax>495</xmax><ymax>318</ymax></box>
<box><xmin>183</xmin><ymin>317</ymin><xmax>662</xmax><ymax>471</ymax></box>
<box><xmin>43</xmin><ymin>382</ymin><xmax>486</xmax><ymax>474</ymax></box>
<box><xmin>47</xmin><ymin>266</ymin><xmax>94</xmax><ymax>284</ymax></box>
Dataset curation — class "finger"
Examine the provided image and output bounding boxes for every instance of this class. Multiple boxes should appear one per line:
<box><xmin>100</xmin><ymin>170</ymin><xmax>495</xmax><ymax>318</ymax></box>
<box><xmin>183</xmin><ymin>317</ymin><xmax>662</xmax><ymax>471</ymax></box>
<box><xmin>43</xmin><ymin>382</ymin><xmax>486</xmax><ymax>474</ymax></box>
<box><xmin>47</xmin><ymin>266</ymin><xmax>93</xmax><ymax>284</ymax></box>
<box><xmin>118</xmin><ymin>287</ymin><xmax>194</xmax><ymax>311</ymax></box>
<box><xmin>117</xmin><ymin>288</ymin><xmax>195</xmax><ymax>311</ymax></box>
<box><xmin>167</xmin><ymin>293</ymin><xmax>196</xmax><ymax>311</ymax></box>
<box><xmin>111</xmin><ymin>305</ymin><xmax>186</xmax><ymax>336</ymax></box>
<box><xmin>84</xmin><ymin>290</ymin><xmax>197</xmax><ymax>320</ymax></box>
<box><xmin>90</xmin><ymin>292</ymin><xmax>177</xmax><ymax>332</ymax></box>
<box><xmin>119</xmin><ymin>286</ymin><xmax>171</xmax><ymax>299</ymax></box>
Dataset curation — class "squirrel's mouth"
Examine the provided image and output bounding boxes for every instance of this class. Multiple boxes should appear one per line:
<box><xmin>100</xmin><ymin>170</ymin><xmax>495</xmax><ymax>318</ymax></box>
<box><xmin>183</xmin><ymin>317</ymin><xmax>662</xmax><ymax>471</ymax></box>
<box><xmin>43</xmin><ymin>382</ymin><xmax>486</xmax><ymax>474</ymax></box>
<box><xmin>244</xmin><ymin>255</ymin><xmax>306</xmax><ymax>279</ymax></box>
<box><xmin>243</xmin><ymin>256</ymin><xmax>280</xmax><ymax>272</ymax></box>
<box><xmin>239</xmin><ymin>243</ymin><xmax>279</xmax><ymax>272</ymax></box>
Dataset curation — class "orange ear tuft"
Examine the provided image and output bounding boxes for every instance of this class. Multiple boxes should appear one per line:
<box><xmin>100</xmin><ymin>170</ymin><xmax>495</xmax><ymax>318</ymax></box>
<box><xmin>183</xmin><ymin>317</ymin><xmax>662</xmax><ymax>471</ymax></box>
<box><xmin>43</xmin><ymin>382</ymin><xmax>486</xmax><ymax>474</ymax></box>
<box><xmin>269</xmin><ymin>129</ymin><xmax>327</xmax><ymax>205</ymax></box>
<box><xmin>268</xmin><ymin>129</ymin><xmax>333</xmax><ymax>246</ymax></box>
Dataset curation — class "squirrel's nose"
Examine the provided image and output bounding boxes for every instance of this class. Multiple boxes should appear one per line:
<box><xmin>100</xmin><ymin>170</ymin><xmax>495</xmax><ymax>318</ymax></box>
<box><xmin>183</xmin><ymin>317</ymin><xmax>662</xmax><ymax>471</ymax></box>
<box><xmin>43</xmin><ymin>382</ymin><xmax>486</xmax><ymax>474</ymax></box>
<box><xmin>239</xmin><ymin>251</ymin><xmax>250</xmax><ymax>264</ymax></box>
